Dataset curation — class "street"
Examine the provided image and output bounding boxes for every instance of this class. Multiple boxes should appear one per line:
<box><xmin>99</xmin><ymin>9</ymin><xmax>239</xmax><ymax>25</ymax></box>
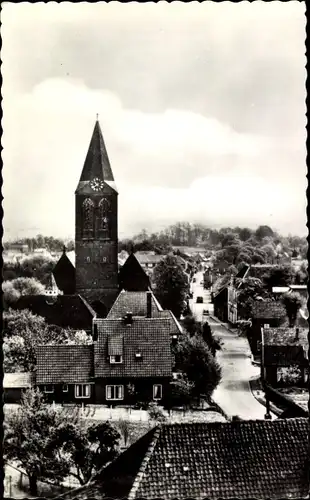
<box><xmin>189</xmin><ymin>271</ymin><xmax>275</xmax><ymax>420</ymax></box>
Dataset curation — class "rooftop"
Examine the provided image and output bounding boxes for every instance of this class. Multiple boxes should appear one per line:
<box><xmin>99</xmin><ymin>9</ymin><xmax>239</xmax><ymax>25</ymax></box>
<box><xmin>36</xmin><ymin>345</ymin><xmax>94</xmax><ymax>384</ymax></box>
<box><xmin>66</xmin><ymin>418</ymin><xmax>310</xmax><ymax>500</ymax></box>
<box><xmin>251</xmin><ymin>300</ymin><xmax>286</xmax><ymax>319</ymax></box>
<box><xmin>13</xmin><ymin>294</ymin><xmax>95</xmax><ymax>331</ymax></box>
<box><xmin>94</xmin><ymin>317</ymin><xmax>173</xmax><ymax>378</ymax></box>
<box><xmin>263</xmin><ymin>327</ymin><xmax>308</xmax><ymax>350</ymax></box>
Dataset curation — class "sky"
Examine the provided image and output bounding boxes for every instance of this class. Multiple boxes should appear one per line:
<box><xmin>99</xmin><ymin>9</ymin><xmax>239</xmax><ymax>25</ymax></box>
<box><xmin>2</xmin><ymin>1</ymin><xmax>307</xmax><ymax>240</ymax></box>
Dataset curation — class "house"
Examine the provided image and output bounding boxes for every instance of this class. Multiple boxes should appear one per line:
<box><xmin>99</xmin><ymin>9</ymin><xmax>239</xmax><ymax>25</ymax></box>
<box><xmin>118</xmin><ymin>252</ymin><xmax>151</xmax><ymax>292</ymax></box>
<box><xmin>36</xmin><ymin>314</ymin><xmax>173</xmax><ymax>405</ymax></box>
<box><xmin>226</xmin><ymin>265</ymin><xmax>250</xmax><ymax>324</ymax></box>
<box><xmin>36</xmin><ymin>345</ymin><xmax>95</xmax><ymax>403</ymax></box>
<box><xmin>134</xmin><ymin>251</ymin><xmax>164</xmax><ymax>271</ymax></box>
<box><xmin>4</xmin><ymin>372</ymin><xmax>35</xmax><ymax>404</ymax></box>
<box><xmin>262</xmin><ymin>326</ymin><xmax>308</xmax><ymax>387</ymax></box>
<box><xmin>59</xmin><ymin>418</ymin><xmax>310</xmax><ymax>500</ymax></box>
<box><xmin>249</xmin><ymin>300</ymin><xmax>287</xmax><ymax>357</ymax></box>
<box><xmin>13</xmin><ymin>294</ymin><xmax>96</xmax><ymax>333</ymax></box>
<box><xmin>212</xmin><ymin>287</ymin><xmax>228</xmax><ymax>322</ymax></box>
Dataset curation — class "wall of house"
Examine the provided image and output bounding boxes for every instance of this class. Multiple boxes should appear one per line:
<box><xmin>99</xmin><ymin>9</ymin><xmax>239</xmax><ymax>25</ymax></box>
<box><xmin>94</xmin><ymin>377</ymin><xmax>171</xmax><ymax>406</ymax></box>
<box><xmin>37</xmin><ymin>383</ymin><xmax>95</xmax><ymax>404</ymax></box>
<box><xmin>213</xmin><ymin>289</ymin><xmax>228</xmax><ymax>322</ymax></box>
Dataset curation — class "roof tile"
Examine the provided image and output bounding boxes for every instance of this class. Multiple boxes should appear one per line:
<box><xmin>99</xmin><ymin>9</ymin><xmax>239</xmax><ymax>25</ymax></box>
<box><xmin>36</xmin><ymin>345</ymin><xmax>94</xmax><ymax>384</ymax></box>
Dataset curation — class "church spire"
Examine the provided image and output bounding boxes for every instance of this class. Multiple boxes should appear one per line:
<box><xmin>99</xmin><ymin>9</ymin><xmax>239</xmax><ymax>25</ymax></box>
<box><xmin>77</xmin><ymin>120</ymin><xmax>115</xmax><ymax>185</ymax></box>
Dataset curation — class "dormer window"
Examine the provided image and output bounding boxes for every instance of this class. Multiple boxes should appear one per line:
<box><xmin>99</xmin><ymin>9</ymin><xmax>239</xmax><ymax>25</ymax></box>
<box><xmin>110</xmin><ymin>355</ymin><xmax>123</xmax><ymax>364</ymax></box>
<box><xmin>135</xmin><ymin>352</ymin><xmax>142</xmax><ymax>360</ymax></box>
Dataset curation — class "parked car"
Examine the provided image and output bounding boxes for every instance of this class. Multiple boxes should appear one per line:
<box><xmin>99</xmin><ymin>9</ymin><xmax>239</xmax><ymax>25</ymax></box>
<box><xmin>196</xmin><ymin>296</ymin><xmax>203</xmax><ymax>304</ymax></box>
<box><xmin>189</xmin><ymin>292</ymin><xmax>193</xmax><ymax>299</ymax></box>
<box><xmin>203</xmin><ymin>309</ymin><xmax>209</xmax><ymax>315</ymax></box>
<box><xmin>193</xmin><ymin>278</ymin><xmax>196</xmax><ymax>283</ymax></box>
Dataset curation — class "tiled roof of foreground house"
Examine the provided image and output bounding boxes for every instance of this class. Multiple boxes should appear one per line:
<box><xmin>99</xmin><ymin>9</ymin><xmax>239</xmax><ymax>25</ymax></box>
<box><xmin>61</xmin><ymin>418</ymin><xmax>310</xmax><ymax>500</ymax></box>
<box><xmin>94</xmin><ymin>317</ymin><xmax>172</xmax><ymax>378</ymax></box>
<box><xmin>36</xmin><ymin>345</ymin><xmax>94</xmax><ymax>384</ymax></box>
<box><xmin>251</xmin><ymin>300</ymin><xmax>286</xmax><ymax>319</ymax></box>
<box><xmin>107</xmin><ymin>290</ymin><xmax>182</xmax><ymax>334</ymax></box>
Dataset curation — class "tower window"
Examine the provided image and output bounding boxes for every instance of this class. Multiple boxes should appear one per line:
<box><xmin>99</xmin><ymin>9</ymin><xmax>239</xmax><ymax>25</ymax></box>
<box><xmin>82</xmin><ymin>198</ymin><xmax>95</xmax><ymax>238</ymax></box>
<box><xmin>98</xmin><ymin>198</ymin><xmax>110</xmax><ymax>239</ymax></box>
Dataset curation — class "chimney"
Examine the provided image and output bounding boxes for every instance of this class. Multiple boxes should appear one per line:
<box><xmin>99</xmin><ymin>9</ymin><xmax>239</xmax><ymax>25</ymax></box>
<box><xmin>146</xmin><ymin>291</ymin><xmax>152</xmax><ymax>318</ymax></box>
<box><xmin>295</xmin><ymin>327</ymin><xmax>299</xmax><ymax>340</ymax></box>
<box><xmin>124</xmin><ymin>312</ymin><xmax>133</xmax><ymax>326</ymax></box>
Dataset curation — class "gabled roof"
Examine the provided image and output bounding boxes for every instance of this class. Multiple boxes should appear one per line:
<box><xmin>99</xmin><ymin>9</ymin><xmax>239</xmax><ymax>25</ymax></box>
<box><xmin>94</xmin><ymin>318</ymin><xmax>173</xmax><ymax>378</ymax></box>
<box><xmin>36</xmin><ymin>345</ymin><xmax>94</xmax><ymax>384</ymax></box>
<box><xmin>107</xmin><ymin>291</ymin><xmax>182</xmax><ymax>335</ymax></box>
<box><xmin>263</xmin><ymin>327</ymin><xmax>308</xmax><ymax>350</ymax></box>
<box><xmin>76</xmin><ymin>120</ymin><xmax>115</xmax><ymax>191</ymax></box>
<box><xmin>13</xmin><ymin>294</ymin><xmax>95</xmax><ymax>331</ymax></box>
<box><xmin>107</xmin><ymin>290</ymin><xmax>163</xmax><ymax>318</ymax></box>
<box><xmin>65</xmin><ymin>418</ymin><xmax>310</xmax><ymax>500</ymax></box>
<box><xmin>52</xmin><ymin>251</ymin><xmax>76</xmax><ymax>294</ymax></box>
<box><xmin>118</xmin><ymin>253</ymin><xmax>151</xmax><ymax>292</ymax></box>
<box><xmin>251</xmin><ymin>300</ymin><xmax>286</xmax><ymax>319</ymax></box>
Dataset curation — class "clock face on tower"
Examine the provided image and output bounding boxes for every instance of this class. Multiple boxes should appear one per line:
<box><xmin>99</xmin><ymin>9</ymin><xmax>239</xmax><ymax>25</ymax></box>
<box><xmin>90</xmin><ymin>177</ymin><xmax>104</xmax><ymax>191</ymax></box>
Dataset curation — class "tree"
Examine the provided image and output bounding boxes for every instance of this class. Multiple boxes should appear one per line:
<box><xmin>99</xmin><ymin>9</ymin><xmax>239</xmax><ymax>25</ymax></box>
<box><xmin>4</xmin><ymin>388</ymin><xmax>71</xmax><ymax>496</ymax></box>
<box><xmin>153</xmin><ymin>255</ymin><xmax>189</xmax><ymax>318</ymax></box>
<box><xmin>53</xmin><ymin>420</ymin><xmax>120</xmax><ymax>485</ymax></box>
<box><xmin>201</xmin><ymin>321</ymin><xmax>221</xmax><ymax>356</ymax></box>
<box><xmin>169</xmin><ymin>377</ymin><xmax>195</xmax><ymax>408</ymax></box>
<box><xmin>3</xmin><ymin>277</ymin><xmax>45</xmax><ymax>309</ymax></box>
<box><xmin>282</xmin><ymin>292</ymin><xmax>303</xmax><ymax>327</ymax></box>
<box><xmin>263</xmin><ymin>265</ymin><xmax>294</xmax><ymax>290</ymax></box>
<box><xmin>3</xmin><ymin>309</ymin><xmax>79</xmax><ymax>372</ymax></box>
<box><xmin>236</xmin><ymin>278</ymin><xmax>270</xmax><ymax>319</ymax></box>
<box><xmin>173</xmin><ymin>334</ymin><xmax>221</xmax><ymax>399</ymax></box>
<box><xmin>183</xmin><ymin>314</ymin><xmax>201</xmax><ymax>336</ymax></box>
<box><xmin>255</xmin><ymin>225</ymin><xmax>274</xmax><ymax>240</ymax></box>
<box><xmin>147</xmin><ymin>403</ymin><xmax>167</xmax><ymax>423</ymax></box>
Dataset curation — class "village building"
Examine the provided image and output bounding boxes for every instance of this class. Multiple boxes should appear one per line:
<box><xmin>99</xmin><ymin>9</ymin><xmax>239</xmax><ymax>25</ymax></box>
<box><xmin>59</xmin><ymin>418</ymin><xmax>309</xmax><ymax>500</ymax></box>
<box><xmin>249</xmin><ymin>300</ymin><xmax>287</xmax><ymax>358</ymax></box>
<box><xmin>35</xmin><ymin>313</ymin><xmax>173</xmax><ymax>405</ymax></box>
<box><xmin>261</xmin><ymin>326</ymin><xmax>308</xmax><ymax>387</ymax></box>
<box><xmin>13</xmin><ymin>294</ymin><xmax>96</xmax><ymax>333</ymax></box>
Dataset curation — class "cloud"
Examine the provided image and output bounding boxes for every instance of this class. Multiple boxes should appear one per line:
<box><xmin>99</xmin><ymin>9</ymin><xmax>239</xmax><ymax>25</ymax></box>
<box><xmin>2</xmin><ymin>3</ymin><xmax>306</xmax><ymax>238</ymax></box>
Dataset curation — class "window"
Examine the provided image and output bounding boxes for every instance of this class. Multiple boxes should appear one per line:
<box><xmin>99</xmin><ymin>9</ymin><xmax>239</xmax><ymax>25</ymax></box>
<box><xmin>153</xmin><ymin>384</ymin><xmax>162</xmax><ymax>400</ymax></box>
<box><xmin>62</xmin><ymin>384</ymin><xmax>68</xmax><ymax>392</ymax></box>
<box><xmin>75</xmin><ymin>384</ymin><xmax>91</xmax><ymax>398</ymax></box>
<box><xmin>135</xmin><ymin>352</ymin><xmax>142</xmax><ymax>360</ymax></box>
<box><xmin>86</xmin><ymin>256</ymin><xmax>90</xmax><ymax>263</ymax></box>
<box><xmin>82</xmin><ymin>198</ymin><xmax>95</xmax><ymax>237</ymax></box>
<box><xmin>43</xmin><ymin>385</ymin><xmax>54</xmax><ymax>393</ymax></box>
<box><xmin>98</xmin><ymin>198</ymin><xmax>110</xmax><ymax>238</ymax></box>
<box><xmin>106</xmin><ymin>385</ymin><xmax>124</xmax><ymax>400</ymax></box>
<box><xmin>102</xmin><ymin>256</ymin><xmax>107</xmax><ymax>263</ymax></box>
<box><xmin>110</xmin><ymin>355</ymin><xmax>123</xmax><ymax>364</ymax></box>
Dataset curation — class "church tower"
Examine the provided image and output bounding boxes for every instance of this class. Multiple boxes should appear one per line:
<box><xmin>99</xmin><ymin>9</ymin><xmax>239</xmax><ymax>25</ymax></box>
<box><xmin>75</xmin><ymin>119</ymin><xmax>118</xmax><ymax>312</ymax></box>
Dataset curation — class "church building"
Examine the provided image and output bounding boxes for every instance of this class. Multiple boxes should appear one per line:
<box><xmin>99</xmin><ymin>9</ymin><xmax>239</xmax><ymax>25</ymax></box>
<box><xmin>53</xmin><ymin>119</ymin><xmax>120</xmax><ymax>316</ymax></box>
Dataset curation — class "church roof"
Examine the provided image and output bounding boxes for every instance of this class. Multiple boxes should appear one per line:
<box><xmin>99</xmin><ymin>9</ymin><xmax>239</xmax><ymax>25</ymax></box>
<box><xmin>76</xmin><ymin>120</ymin><xmax>117</xmax><ymax>193</ymax></box>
